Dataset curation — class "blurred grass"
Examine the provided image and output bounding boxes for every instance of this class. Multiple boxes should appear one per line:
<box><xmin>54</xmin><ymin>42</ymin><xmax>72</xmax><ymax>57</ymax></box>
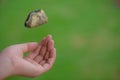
<box><xmin>0</xmin><ymin>0</ymin><xmax>120</xmax><ymax>80</ymax></box>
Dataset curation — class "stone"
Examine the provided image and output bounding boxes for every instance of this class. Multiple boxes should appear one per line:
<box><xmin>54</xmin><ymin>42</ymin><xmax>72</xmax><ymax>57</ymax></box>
<box><xmin>25</xmin><ymin>9</ymin><xmax>48</xmax><ymax>28</ymax></box>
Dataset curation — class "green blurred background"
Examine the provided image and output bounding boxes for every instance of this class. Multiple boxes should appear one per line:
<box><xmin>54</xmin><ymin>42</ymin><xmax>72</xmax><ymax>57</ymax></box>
<box><xmin>0</xmin><ymin>0</ymin><xmax>120</xmax><ymax>80</ymax></box>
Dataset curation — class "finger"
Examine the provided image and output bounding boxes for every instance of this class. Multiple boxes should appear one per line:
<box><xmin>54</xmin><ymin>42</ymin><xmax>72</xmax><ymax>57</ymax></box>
<box><xmin>33</xmin><ymin>37</ymin><xmax>48</xmax><ymax>63</ymax></box>
<box><xmin>44</xmin><ymin>39</ymin><xmax>54</xmax><ymax>60</ymax></box>
<box><xmin>14</xmin><ymin>42</ymin><xmax>39</xmax><ymax>53</ymax></box>
<box><xmin>34</xmin><ymin>35</ymin><xmax>52</xmax><ymax>63</ymax></box>
<box><xmin>44</xmin><ymin>52</ymin><xmax>49</xmax><ymax>60</ymax></box>
<box><xmin>38</xmin><ymin>35</ymin><xmax>52</xmax><ymax>57</ymax></box>
<box><xmin>26</xmin><ymin>37</ymin><xmax>46</xmax><ymax>59</ymax></box>
<box><xmin>47</xmin><ymin>39</ymin><xmax>54</xmax><ymax>51</ymax></box>
<box><xmin>50</xmin><ymin>48</ymin><xmax>56</xmax><ymax>58</ymax></box>
<box><xmin>35</xmin><ymin>37</ymin><xmax>46</xmax><ymax>53</ymax></box>
<box><xmin>34</xmin><ymin>46</ymin><xmax>46</xmax><ymax>63</ymax></box>
<box><xmin>43</xmin><ymin>48</ymin><xmax>56</xmax><ymax>68</ymax></box>
<box><xmin>47</xmin><ymin>48</ymin><xmax>56</xmax><ymax>65</ymax></box>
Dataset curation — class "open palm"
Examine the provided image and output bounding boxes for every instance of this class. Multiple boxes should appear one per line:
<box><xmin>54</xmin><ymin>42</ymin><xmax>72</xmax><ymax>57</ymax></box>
<box><xmin>2</xmin><ymin>35</ymin><xmax>56</xmax><ymax>77</ymax></box>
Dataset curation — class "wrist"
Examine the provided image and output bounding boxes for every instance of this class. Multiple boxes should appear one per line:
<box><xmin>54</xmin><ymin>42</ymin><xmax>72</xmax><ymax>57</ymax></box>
<box><xmin>0</xmin><ymin>53</ymin><xmax>15</xmax><ymax>79</ymax></box>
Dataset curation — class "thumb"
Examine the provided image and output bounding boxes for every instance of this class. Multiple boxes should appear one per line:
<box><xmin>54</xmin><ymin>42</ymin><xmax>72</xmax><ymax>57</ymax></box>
<box><xmin>13</xmin><ymin>42</ymin><xmax>38</xmax><ymax>53</ymax></box>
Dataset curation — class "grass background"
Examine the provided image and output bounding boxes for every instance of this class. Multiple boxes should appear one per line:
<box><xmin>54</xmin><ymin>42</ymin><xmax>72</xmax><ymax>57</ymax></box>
<box><xmin>0</xmin><ymin>0</ymin><xmax>120</xmax><ymax>80</ymax></box>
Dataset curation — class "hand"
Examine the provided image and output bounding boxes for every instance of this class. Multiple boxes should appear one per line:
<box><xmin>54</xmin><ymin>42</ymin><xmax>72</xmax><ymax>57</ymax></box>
<box><xmin>0</xmin><ymin>35</ymin><xmax>56</xmax><ymax>79</ymax></box>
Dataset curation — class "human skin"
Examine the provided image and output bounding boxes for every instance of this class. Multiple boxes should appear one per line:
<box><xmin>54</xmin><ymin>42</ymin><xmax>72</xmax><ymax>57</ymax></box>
<box><xmin>0</xmin><ymin>35</ymin><xmax>56</xmax><ymax>79</ymax></box>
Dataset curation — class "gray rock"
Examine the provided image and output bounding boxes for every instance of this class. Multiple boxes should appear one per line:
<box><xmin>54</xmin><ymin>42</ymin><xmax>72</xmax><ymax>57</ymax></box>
<box><xmin>25</xmin><ymin>9</ymin><xmax>48</xmax><ymax>28</ymax></box>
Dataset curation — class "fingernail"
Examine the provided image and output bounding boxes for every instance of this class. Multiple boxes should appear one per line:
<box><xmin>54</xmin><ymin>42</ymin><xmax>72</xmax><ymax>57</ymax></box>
<box><xmin>52</xmin><ymin>40</ymin><xmax>54</xmax><ymax>44</ymax></box>
<box><xmin>54</xmin><ymin>48</ymin><xmax>56</xmax><ymax>52</ymax></box>
<box><xmin>48</xmin><ymin>34</ymin><xmax>52</xmax><ymax>38</ymax></box>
